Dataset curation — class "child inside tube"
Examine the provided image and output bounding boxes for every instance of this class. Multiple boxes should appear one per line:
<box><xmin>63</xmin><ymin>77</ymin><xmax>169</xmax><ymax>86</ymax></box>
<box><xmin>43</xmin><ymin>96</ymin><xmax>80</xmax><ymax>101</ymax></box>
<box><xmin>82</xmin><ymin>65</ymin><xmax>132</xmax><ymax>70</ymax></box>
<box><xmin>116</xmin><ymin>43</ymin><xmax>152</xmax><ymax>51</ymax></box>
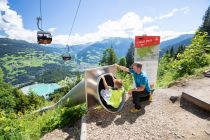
<box><xmin>100</xmin><ymin>73</ymin><xmax>124</xmax><ymax>108</ymax></box>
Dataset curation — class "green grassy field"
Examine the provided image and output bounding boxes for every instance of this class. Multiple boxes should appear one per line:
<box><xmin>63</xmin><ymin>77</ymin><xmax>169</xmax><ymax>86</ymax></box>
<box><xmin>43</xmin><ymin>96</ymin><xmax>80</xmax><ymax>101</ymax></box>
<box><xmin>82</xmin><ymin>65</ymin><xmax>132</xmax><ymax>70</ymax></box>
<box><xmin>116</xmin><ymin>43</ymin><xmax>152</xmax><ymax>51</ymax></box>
<box><xmin>0</xmin><ymin>49</ymin><xmax>62</xmax><ymax>84</ymax></box>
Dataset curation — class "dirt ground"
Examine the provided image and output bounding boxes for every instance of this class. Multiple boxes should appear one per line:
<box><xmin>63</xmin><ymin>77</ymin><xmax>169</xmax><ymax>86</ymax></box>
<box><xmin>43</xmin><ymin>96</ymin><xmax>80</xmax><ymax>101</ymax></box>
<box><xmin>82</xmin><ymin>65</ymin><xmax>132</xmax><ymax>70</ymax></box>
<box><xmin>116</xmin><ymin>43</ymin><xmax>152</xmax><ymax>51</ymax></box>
<box><xmin>41</xmin><ymin>77</ymin><xmax>210</xmax><ymax>140</ymax></box>
<box><xmin>41</xmin><ymin>120</ymin><xmax>81</xmax><ymax>140</ymax></box>
<box><xmin>85</xmin><ymin>77</ymin><xmax>210</xmax><ymax>140</ymax></box>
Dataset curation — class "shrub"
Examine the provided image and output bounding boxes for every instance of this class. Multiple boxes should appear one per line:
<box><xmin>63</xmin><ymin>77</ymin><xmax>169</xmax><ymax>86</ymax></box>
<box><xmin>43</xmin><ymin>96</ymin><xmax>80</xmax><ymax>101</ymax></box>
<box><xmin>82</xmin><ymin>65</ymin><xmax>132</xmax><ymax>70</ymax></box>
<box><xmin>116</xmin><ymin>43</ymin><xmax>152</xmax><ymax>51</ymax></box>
<box><xmin>0</xmin><ymin>104</ymin><xmax>86</xmax><ymax>140</ymax></box>
<box><xmin>157</xmin><ymin>32</ymin><xmax>210</xmax><ymax>87</ymax></box>
<box><xmin>172</xmin><ymin>32</ymin><xmax>209</xmax><ymax>77</ymax></box>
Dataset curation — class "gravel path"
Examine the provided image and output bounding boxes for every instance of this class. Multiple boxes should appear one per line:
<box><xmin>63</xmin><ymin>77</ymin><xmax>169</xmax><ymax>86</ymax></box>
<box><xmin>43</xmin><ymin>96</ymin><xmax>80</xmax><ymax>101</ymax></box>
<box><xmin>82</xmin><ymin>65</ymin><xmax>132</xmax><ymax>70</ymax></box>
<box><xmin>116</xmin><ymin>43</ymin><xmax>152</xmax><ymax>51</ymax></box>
<box><xmin>85</xmin><ymin>77</ymin><xmax>210</xmax><ymax>140</ymax></box>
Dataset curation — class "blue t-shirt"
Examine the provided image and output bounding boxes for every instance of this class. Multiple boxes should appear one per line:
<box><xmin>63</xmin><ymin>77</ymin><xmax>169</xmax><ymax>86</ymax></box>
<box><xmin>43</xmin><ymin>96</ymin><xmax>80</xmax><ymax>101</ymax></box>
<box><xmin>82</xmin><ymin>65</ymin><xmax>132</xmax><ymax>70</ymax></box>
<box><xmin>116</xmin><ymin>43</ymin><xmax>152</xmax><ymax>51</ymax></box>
<box><xmin>129</xmin><ymin>69</ymin><xmax>150</xmax><ymax>93</ymax></box>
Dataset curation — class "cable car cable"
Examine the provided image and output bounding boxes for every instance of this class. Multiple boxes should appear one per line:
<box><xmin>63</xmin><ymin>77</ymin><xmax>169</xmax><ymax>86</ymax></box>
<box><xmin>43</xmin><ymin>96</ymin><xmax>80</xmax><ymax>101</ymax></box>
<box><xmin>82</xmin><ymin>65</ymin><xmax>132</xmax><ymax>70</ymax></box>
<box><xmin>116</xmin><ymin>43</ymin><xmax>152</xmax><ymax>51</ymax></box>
<box><xmin>66</xmin><ymin>0</ymin><xmax>82</xmax><ymax>46</ymax></box>
<box><xmin>39</xmin><ymin>0</ymin><xmax>43</xmax><ymax>29</ymax></box>
<box><xmin>63</xmin><ymin>0</ymin><xmax>82</xmax><ymax>61</ymax></box>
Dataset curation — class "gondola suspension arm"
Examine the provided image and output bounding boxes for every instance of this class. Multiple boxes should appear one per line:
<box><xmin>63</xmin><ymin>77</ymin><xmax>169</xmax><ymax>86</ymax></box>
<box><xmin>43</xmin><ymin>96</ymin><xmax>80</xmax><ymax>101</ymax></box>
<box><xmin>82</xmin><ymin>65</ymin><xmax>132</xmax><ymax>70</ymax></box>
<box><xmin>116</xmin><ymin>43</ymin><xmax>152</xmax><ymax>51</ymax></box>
<box><xmin>37</xmin><ymin>17</ymin><xmax>43</xmax><ymax>31</ymax></box>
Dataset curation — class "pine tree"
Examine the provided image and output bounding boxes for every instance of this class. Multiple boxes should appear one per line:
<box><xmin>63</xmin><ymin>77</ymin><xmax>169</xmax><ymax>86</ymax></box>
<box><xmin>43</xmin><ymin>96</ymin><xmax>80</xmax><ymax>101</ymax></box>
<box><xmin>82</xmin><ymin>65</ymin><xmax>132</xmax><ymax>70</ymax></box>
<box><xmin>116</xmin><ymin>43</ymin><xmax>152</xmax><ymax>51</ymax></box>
<box><xmin>118</xmin><ymin>57</ymin><xmax>127</xmax><ymax>67</ymax></box>
<box><xmin>125</xmin><ymin>42</ymin><xmax>134</xmax><ymax>68</ymax></box>
<box><xmin>99</xmin><ymin>47</ymin><xmax>118</xmax><ymax>66</ymax></box>
<box><xmin>199</xmin><ymin>6</ymin><xmax>210</xmax><ymax>35</ymax></box>
<box><xmin>169</xmin><ymin>47</ymin><xmax>174</xmax><ymax>57</ymax></box>
<box><xmin>177</xmin><ymin>45</ymin><xmax>185</xmax><ymax>54</ymax></box>
<box><xmin>174</xmin><ymin>45</ymin><xmax>185</xmax><ymax>59</ymax></box>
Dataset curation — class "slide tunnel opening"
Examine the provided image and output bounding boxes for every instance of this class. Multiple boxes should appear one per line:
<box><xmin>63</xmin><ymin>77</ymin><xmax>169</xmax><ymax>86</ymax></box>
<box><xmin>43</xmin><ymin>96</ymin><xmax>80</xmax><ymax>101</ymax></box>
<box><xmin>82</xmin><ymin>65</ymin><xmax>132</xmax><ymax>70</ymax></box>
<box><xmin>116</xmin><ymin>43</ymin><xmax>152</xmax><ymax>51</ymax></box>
<box><xmin>97</xmin><ymin>73</ymin><xmax>126</xmax><ymax>113</ymax></box>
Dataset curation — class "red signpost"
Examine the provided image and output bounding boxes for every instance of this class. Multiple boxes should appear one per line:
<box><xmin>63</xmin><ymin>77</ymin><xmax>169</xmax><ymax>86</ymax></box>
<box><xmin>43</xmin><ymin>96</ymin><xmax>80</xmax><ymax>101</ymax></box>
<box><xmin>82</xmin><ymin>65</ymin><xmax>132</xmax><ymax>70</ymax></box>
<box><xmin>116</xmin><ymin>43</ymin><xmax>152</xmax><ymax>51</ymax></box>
<box><xmin>135</xmin><ymin>36</ymin><xmax>160</xmax><ymax>48</ymax></box>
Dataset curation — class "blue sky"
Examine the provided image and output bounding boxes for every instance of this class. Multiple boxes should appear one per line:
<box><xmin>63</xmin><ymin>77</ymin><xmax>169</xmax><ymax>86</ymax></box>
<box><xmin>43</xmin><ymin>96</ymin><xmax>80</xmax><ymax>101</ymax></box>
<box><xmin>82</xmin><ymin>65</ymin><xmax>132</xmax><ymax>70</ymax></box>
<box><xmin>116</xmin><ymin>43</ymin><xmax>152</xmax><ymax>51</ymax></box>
<box><xmin>0</xmin><ymin>0</ymin><xmax>209</xmax><ymax>44</ymax></box>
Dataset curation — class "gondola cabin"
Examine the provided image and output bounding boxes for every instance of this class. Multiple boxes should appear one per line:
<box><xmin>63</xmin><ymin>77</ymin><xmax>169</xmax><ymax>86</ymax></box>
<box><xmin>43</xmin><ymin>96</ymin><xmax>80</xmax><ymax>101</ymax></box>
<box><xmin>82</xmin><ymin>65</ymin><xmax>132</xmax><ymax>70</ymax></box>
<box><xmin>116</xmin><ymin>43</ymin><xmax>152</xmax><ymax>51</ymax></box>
<box><xmin>37</xmin><ymin>31</ymin><xmax>52</xmax><ymax>44</ymax></box>
<box><xmin>62</xmin><ymin>54</ymin><xmax>72</xmax><ymax>61</ymax></box>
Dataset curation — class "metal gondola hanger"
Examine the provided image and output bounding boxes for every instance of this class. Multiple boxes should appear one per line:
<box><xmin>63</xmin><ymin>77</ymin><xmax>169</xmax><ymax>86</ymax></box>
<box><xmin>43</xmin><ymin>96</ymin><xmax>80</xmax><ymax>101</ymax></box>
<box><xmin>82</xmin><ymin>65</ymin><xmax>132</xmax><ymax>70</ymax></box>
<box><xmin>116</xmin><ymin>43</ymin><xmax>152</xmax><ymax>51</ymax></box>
<box><xmin>37</xmin><ymin>0</ymin><xmax>43</xmax><ymax>31</ymax></box>
<box><xmin>62</xmin><ymin>0</ymin><xmax>82</xmax><ymax>61</ymax></box>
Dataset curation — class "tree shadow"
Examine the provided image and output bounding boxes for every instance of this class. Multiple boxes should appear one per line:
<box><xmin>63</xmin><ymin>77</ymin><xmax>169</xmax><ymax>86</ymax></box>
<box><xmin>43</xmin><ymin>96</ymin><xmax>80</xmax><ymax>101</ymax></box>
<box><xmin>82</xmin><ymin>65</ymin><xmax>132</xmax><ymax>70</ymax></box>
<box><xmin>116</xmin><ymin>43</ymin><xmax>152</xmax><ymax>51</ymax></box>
<box><xmin>114</xmin><ymin>98</ymin><xmax>150</xmax><ymax>125</ymax></box>
<box><xmin>85</xmin><ymin>107</ymin><xmax>117</xmax><ymax>128</ymax></box>
<box><xmin>41</xmin><ymin>120</ymin><xmax>81</xmax><ymax>140</ymax></box>
<box><xmin>62</xmin><ymin>120</ymin><xmax>81</xmax><ymax>140</ymax></box>
<box><xmin>180</xmin><ymin>97</ymin><xmax>210</xmax><ymax>120</ymax></box>
<box><xmin>86</xmin><ymin>97</ymin><xmax>151</xmax><ymax>128</ymax></box>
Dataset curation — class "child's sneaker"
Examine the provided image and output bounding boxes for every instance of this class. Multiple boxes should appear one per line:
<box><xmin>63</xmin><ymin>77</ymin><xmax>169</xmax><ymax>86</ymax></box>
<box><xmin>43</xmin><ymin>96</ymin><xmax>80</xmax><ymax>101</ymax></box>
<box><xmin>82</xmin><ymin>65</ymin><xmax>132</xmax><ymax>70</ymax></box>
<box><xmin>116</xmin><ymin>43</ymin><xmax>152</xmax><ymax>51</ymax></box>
<box><xmin>130</xmin><ymin>107</ymin><xmax>141</xmax><ymax>113</ymax></box>
<box><xmin>149</xmin><ymin>94</ymin><xmax>152</xmax><ymax>102</ymax></box>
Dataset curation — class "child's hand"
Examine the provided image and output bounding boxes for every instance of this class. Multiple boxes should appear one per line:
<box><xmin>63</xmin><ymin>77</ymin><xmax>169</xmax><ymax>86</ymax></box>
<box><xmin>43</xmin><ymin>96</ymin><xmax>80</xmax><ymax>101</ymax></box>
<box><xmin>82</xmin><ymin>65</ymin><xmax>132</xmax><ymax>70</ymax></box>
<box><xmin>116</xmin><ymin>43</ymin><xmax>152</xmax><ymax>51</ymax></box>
<box><xmin>128</xmin><ymin>90</ymin><xmax>132</xmax><ymax>95</ymax></box>
<box><xmin>110</xmin><ymin>73</ymin><xmax>114</xmax><ymax>78</ymax></box>
<box><xmin>114</xmin><ymin>64</ymin><xmax>119</xmax><ymax>67</ymax></box>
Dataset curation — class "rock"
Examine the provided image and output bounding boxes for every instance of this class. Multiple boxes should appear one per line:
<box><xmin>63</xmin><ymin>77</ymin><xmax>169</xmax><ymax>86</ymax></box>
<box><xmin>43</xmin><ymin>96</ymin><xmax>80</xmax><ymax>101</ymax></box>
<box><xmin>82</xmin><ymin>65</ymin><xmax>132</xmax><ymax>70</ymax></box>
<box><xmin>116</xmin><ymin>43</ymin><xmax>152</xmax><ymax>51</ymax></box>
<box><xmin>168</xmin><ymin>82</ymin><xmax>179</xmax><ymax>88</ymax></box>
<box><xmin>203</xmin><ymin>70</ymin><xmax>210</xmax><ymax>77</ymax></box>
<box><xmin>204</xmin><ymin>130</ymin><xmax>210</xmax><ymax>135</ymax></box>
<box><xmin>170</xmin><ymin>96</ymin><xmax>179</xmax><ymax>103</ymax></box>
<box><xmin>177</xmin><ymin>135</ymin><xmax>182</xmax><ymax>138</ymax></box>
<box><xmin>96</xmin><ymin>120</ymin><xmax>102</xmax><ymax>126</ymax></box>
<box><xmin>180</xmin><ymin>83</ymin><xmax>186</xmax><ymax>87</ymax></box>
<box><xmin>145</xmin><ymin>133</ymin><xmax>149</xmax><ymax>138</ymax></box>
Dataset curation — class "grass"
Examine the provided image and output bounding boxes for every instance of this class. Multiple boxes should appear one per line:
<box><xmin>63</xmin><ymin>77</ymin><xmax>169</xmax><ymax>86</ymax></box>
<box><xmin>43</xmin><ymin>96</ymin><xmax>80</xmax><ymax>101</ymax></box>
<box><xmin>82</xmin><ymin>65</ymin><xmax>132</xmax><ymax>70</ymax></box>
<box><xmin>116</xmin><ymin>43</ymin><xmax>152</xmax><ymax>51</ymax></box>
<box><xmin>157</xmin><ymin>64</ymin><xmax>210</xmax><ymax>88</ymax></box>
<box><xmin>0</xmin><ymin>104</ymin><xmax>86</xmax><ymax>140</ymax></box>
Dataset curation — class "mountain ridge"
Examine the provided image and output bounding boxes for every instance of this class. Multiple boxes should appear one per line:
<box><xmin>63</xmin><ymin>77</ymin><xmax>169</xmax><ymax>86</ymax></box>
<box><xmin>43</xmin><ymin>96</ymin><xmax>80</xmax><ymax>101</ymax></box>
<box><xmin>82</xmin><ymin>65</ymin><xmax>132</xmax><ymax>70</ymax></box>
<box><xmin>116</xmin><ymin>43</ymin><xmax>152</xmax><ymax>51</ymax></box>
<box><xmin>0</xmin><ymin>34</ymin><xmax>194</xmax><ymax>61</ymax></box>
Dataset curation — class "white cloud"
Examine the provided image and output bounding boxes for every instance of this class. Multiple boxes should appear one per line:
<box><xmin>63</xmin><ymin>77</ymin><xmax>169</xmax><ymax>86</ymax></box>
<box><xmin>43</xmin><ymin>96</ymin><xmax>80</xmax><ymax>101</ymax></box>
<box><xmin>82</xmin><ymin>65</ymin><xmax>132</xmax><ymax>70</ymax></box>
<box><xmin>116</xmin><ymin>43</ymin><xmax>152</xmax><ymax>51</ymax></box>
<box><xmin>0</xmin><ymin>0</ymin><xmax>192</xmax><ymax>45</ymax></box>
<box><xmin>182</xmin><ymin>7</ymin><xmax>190</xmax><ymax>14</ymax></box>
<box><xmin>0</xmin><ymin>0</ymin><xmax>37</xmax><ymax>42</ymax></box>
<box><xmin>155</xmin><ymin>7</ymin><xmax>190</xmax><ymax>20</ymax></box>
<box><xmin>155</xmin><ymin>30</ymin><xmax>195</xmax><ymax>41</ymax></box>
<box><xmin>0</xmin><ymin>0</ymin><xmax>55</xmax><ymax>43</ymax></box>
<box><xmin>141</xmin><ymin>7</ymin><xmax>190</xmax><ymax>23</ymax></box>
<box><xmin>53</xmin><ymin>7</ymin><xmax>192</xmax><ymax>45</ymax></box>
<box><xmin>48</xmin><ymin>27</ymin><xmax>56</xmax><ymax>32</ymax></box>
<box><xmin>142</xmin><ymin>16</ymin><xmax>154</xmax><ymax>23</ymax></box>
<box><xmin>0</xmin><ymin>0</ymin><xmax>9</xmax><ymax>11</ymax></box>
<box><xmin>157</xmin><ymin>8</ymin><xmax>179</xmax><ymax>20</ymax></box>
